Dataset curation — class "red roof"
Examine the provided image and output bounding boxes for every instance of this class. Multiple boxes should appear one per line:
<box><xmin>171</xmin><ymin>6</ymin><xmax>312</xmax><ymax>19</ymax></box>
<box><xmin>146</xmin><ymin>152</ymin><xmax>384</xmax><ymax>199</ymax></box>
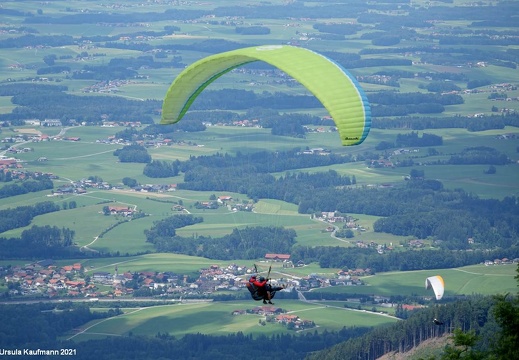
<box><xmin>265</xmin><ymin>254</ymin><xmax>291</xmax><ymax>260</ymax></box>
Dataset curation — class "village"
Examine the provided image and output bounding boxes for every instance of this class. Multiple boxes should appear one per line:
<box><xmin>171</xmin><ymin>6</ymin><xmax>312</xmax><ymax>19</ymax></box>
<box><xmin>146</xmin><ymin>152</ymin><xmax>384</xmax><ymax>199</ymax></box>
<box><xmin>1</xmin><ymin>254</ymin><xmax>371</xmax><ymax>301</ymax></box>
<box><xmin>0</xmin><ymin>256</ymin><xmax>369</xmax><ymax>331</ymax></box>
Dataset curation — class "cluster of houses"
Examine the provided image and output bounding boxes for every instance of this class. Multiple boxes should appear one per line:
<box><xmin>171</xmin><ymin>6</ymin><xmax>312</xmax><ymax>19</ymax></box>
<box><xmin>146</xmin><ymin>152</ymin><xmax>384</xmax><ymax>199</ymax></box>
<box><xmin>317</xmin><ymin>211</ymin><xmax>369</xmax><ymax>232</ymax></box>
<box><xmin>354</xmin><ymin>240</ymin><xmax>393</xmax><ymax>255</ymax></box>
<box><xmin>194</xmin><ymin>195</ymin><xmax>254</xmax><ymax>212</ymax></box>
<box><xmin>3</xmin><ymin>261</ymin><xmax>92</xmax><ymax>298</ymax></box>
<box><xmin>81</xmin><ymin>79</ymin><xmax>140</xmax><ymax>95</ymax></box>
<box><xmin>317</xmin><ymin>211</ymin><xmax>353</xmax><ymax>224</ymax></box>
<box><xmin>484</xmin><ymin>258</ymin><xmax>519</xmax><ymax>266</ymax></box>
<box><xmin>0</xmin><ymin>156</ymin><xmax>23</xmax><ymax>171</ymax></box>
<box><xmin>232</xmin><ymin>306</ymin><xmax>315</xmax><ymax>331</ymax></box>
<box><xmin>0</xmin><ymin>160</ymin><xmax>55</xmax><ymax>182</ymax></box>
<box><xmin>2</xmin><ymin>255</ymin><xmax>371</xmax><ymax>300</ymax></box>
<box><xmin>50</xmin><ymin>176</ymin><xmax>179</xmax><ymax>197</ymax></box>
<box><xmin>52</xmin><ymin>178</ymin><xmax>114</xmax><ymax>196</ymax></box>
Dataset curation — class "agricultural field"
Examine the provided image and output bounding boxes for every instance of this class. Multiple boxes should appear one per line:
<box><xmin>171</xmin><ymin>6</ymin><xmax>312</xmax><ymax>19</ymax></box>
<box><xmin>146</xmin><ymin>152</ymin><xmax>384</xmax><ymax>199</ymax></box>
<box><xmin>65</xmin><ymin>299</ymin><xmax>397</xmax><ymax>342</ymax></box>
<box><xmin>311</xmin><ymin>263</ymin><xmax>518</xmax><ymax>298</ymax></box>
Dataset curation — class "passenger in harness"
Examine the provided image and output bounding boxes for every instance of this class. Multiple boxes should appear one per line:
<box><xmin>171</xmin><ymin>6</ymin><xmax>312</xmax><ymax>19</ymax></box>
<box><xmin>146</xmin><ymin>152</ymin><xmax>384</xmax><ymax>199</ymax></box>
<box><xmin>246</xmin><ymin>275</ymin><xmax>284</xmax><ymax>304</ymax></box>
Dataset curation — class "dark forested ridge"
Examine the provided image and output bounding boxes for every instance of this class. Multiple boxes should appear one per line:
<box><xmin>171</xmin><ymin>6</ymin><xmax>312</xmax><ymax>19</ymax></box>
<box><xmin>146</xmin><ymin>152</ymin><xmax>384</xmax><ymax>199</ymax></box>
<box><xmin>309</xmin><ymin>265</ymin><xmax>519</xmax><ymax>360</ymax></box>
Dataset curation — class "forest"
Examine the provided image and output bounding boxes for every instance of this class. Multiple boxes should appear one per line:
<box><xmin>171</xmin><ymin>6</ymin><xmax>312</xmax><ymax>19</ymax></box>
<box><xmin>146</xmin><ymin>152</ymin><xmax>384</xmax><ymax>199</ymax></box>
<box><xmin>146</xmin><ymin>221</ymin><xmax>297</xmax><ymax>260</ymax></box>
<box><xmin>310</xmin><ymin>266</ymin><xmax>519</xmax><ymax>360</ymax></box>
<box><xmin>0</xmin><ymin>225</ymin><xmax>76</xmax><ymax>259</ymax></box>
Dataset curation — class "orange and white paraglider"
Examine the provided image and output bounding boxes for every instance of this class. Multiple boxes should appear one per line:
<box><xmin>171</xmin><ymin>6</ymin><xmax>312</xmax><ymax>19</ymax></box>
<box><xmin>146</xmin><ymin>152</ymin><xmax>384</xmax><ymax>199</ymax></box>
<box><xmin>425</xmin><ymin>275</ymin><xmax>445</xmax><ymax>300</ymax></box>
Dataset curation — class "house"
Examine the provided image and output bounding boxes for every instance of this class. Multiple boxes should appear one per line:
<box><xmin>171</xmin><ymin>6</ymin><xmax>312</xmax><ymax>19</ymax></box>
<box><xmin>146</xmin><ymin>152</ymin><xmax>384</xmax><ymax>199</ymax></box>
<box><xmin>62</xmin><ymin>265</ymin><xmax>74</xmax><ymax>273</ymax></box>
<box><xmin>276</xmin><ymin>314</ymin><xmax>299</xmax><ymax>323</ymax></box>
<box><xmin>108</xmin><ymin>206</ymin><xmax>134</xmax><ymax>216</ymax></box>
<box><xmin>92</xmin><ymin>272</ymin><xmax>112</xmax><ymax>281</ymax></box>
<box><xmin>72</xmin><ymin>263</ymin><xmax>82</xmax><ymax>271</ymax></box>
<box><xmin>265</xmin><ymin>254</ymin><xmax>291</xmax><ymax>261</ymax></box>
<box><xmin>0</xmin><ymin>158</ymin><xmax>18</xmax><ymax>168</ymax></box>
<box><xmin>42</xmin><ymin>119</ymin><xmax>62</xmax><ymax>127</ymax></box>
<box><xmin>251</xmin><ymin>306</ymin><xmax>283</xmax><ymax>315</ymax></box>
<box><xmin>217</xmin><ymin>195</ymin><xmax>232</xmax><ymax>203</ymax></box>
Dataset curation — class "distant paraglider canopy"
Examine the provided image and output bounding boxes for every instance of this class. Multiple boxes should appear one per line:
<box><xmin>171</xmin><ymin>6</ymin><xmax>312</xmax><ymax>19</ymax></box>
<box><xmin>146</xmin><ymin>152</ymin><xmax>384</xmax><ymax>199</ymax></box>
<box><xmin>161</xmin><ymin>45</ymin><xmax>371</xmax><ymax>146</ymax></box>
<box><xmin>425</xmin><ymin>275</ymin><xmax>445</xmax><ymax>300</ymax></box>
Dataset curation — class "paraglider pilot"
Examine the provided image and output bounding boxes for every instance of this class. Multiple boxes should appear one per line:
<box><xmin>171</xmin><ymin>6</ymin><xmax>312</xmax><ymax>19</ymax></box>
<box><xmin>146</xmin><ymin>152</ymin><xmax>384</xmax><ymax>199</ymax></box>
<box><xmin>249</xmin><ymin>275</ymin><xmax>274</xmax><ymax>304</ymax></box>
<box><xmin>433</xmin><ymin>318</ymin><xmax>444</xmax><ymax>326</ymax></box>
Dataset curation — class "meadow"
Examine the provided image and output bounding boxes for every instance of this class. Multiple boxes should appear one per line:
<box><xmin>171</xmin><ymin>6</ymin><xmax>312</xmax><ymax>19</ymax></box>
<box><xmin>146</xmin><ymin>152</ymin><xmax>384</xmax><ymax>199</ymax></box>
<box><xmin>311</xmin><ymin>263</ymin><xmax>518</xmax><ymax>298</ymax></box>
<box><xmin>65</xmin><ymin>299</ymin><xmax>397</xmax><ymax>342</ymax></box>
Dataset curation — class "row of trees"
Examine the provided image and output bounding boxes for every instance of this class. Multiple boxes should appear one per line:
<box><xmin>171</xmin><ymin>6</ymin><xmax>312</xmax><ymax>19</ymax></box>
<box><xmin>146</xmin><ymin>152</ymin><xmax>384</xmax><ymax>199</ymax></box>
<box><xmin>0</xmin><ymin>176</ymin><xmax>53</xmax><ymax>199</ymax></box>
<box><xmin>448</xmin><ymin>146</ymin><xmax>512</xmax><ymax>165</ymax></box>
<box><xmin>114</xmin><ymin>144</ymin><xmax>151</xmax><ymax>163</ymax></box>
<box><xmin>0</xmin><ymin>302</ymin><xmax>119</xmax><ymax>347</ymax></box>
<box><xmin>372</xmin><ymin>113</ymin><xmax>519</xmax><ymax>132</ymax></box>
<box><xmin>292</xmin><ymin>245</ymin><xmax>519</xmax><ymax>273</ymax></box>
<box><xmin>179</xmin><ymin>150</ymin><xmax>356</xmax><ymax>177</ymax></box>
<box><xmin>143</xmin><ymin>160</ymin><xmax>180</xmax><ymax>178</ymax></box>
<box><xmin>0</xmin><ymin>201</ymin><xmax>59</xmax><ymax>234</ymax></box>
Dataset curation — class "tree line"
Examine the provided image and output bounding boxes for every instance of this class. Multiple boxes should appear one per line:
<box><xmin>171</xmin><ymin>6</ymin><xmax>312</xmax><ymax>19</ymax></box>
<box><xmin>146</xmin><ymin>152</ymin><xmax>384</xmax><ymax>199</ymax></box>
<box><xmin>0</xmin><ymin>176</ymin><xmax>53</xmax><ymax>199</ymax></box>
<box><xmin>145</xmin><ymin>215</ymin><xmax>296</xmax><ymax>260</ymax></box>
<box><xmin>0</xmin><ymin>83</ymin><xmax>156</xmax><ymax>125</ymax></box>
<box><xmin>0</xmin><ymin>201</ymin><xmax>60</xmax><ymax>234</ymax></box>
<box><xmin>372</xmin><ymin>113</ymin><xmax>519</xmax><ymax>131</ymax></box>
<box><xmin>0</xmin><ymin>225</ymin><xmax>77</xmax><ymax>259</ymax></box>
<box><xmin>0</xmin><ymin>82</ymin><xmax>469</xmax><ymax>126</ymax></box>
<box><xmin>0</xmin><ymin>302</ymin><xmax>121</xmax><ymax>347</ymax></box>
<box><xmin>291</xmin><ymin>245</ymin><xmax>519</xmax><ymax>273</ymax></box>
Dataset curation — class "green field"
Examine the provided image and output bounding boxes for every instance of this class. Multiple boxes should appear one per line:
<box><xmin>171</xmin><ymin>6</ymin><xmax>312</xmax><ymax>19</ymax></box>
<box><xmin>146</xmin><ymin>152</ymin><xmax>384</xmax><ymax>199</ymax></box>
<box><xmin>65</xmin><ymin>299</ymin><xmax>396</xmax><ymax>342</ymax></box>
<box><xmin>311</xmin><ymin>264</ymin><xmax>518</xmax><ymax>298</ymax></box>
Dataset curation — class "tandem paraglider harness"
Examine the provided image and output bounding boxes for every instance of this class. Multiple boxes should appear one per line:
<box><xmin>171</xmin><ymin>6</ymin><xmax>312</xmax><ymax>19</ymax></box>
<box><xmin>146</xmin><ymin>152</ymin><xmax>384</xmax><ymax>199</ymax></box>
<box><xmin>246</xmin><ymin>265</ymin><xmax>285</xmax><ymax>302</ymax></box>
<box><xmin>246</xmin><ymin>281</ymin><xmax>282</xmax><ymax>301</ymax></box>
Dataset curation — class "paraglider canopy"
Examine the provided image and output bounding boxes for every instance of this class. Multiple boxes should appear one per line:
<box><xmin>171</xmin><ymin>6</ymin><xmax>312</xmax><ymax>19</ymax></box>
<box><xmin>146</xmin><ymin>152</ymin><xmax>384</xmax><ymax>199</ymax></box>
<box><xmin>161</xmin><ymin>45</ymin><xmax>371</xmax><ymax>146</ymax></box>
<box><xmin>425</xmin><ymin>275</ymin><xmax>445</xmax><ymax>300</ymax></box>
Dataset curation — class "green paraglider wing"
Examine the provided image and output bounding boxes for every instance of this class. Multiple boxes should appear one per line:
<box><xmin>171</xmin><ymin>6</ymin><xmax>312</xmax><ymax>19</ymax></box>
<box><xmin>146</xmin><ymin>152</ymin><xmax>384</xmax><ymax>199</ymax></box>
<box><xmin>161</xmin><ymin>45</ymin><xmax>370</xmax><ymax>146</ymax></box>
